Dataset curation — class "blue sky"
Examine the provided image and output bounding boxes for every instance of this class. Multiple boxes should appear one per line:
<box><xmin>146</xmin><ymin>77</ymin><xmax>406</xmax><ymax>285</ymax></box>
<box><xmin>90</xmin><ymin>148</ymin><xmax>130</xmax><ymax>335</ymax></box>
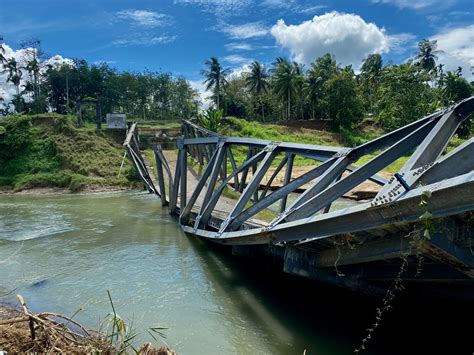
<box><xmin>1</xmin><ymin>0</ymin><xmax>473</xmax><ymax>92</ymax></box>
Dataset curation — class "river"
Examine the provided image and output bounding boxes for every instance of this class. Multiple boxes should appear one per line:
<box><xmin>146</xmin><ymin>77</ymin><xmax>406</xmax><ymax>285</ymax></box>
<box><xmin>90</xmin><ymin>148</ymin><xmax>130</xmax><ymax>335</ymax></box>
<box><xmin>0</xmin><ymin>192</ymin><xmax>470</xmax><ymax>354</ymax></box>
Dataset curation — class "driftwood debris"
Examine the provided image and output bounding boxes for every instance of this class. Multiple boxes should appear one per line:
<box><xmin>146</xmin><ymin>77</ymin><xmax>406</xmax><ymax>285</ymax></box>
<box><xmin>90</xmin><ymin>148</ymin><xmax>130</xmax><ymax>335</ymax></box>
<box><xmin>0</xmin><ymin>295</ymin><xmax>176</xmax><ymax>354</ymax></box>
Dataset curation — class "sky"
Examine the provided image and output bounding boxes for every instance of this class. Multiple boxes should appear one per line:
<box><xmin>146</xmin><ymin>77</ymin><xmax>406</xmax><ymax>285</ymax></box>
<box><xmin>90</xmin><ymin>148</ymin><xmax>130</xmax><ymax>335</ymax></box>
<box><xmin>1</xmin><ymin>0</ymin><xmax>473</xmax><ymax>100</ymax></box>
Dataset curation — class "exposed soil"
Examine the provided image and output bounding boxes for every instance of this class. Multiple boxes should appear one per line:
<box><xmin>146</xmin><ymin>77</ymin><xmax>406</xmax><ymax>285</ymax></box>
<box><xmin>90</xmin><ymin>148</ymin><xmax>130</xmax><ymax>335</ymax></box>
<box><xmin>0</xmin><ymin>185</ymin><xmax>137</xmax><ymax>196</ymax></box>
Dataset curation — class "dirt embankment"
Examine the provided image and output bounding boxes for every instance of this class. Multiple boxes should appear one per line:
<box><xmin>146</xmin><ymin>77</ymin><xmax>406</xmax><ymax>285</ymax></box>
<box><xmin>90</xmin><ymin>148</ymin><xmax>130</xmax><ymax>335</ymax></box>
<box><xmin>0</xmin><ymin>185</ymin><xmax>136</xmax><ymax>196</ymax></box>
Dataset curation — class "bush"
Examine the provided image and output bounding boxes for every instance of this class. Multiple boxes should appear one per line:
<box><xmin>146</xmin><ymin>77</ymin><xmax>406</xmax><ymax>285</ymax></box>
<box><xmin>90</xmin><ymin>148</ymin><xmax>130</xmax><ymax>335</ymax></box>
<box><xmin>197</xmin><ymin>109</ymin><xmax>223</xmax><ymax>132</ymax></box>
<box><xmin>0</xmin><ymin>115</ymin><xmax>33</xmax><ymax>156</ymax></box>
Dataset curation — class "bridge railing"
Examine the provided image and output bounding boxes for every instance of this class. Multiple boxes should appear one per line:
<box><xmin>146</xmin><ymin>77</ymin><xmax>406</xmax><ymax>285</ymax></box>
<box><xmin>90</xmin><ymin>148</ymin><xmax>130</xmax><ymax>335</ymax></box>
<box><xmin>124</xmin><ymin>123</ymin><xmax>160</xmax><ymax>196</ymax></box>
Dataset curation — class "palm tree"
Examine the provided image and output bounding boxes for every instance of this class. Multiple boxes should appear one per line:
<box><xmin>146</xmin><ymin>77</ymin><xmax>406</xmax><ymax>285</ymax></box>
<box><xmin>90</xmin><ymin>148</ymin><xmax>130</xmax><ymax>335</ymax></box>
<box><xmin>305</xmin><ymin>74</ymin><xmax>321</xmax><ymax>119</ymax></box>
<box><xmin>415</xmin><ymin>39</ymin><xmax>443</xmax><ymax>72</ymax></box>
<box><xmin>272</xmin><ymin>58</ymin><xmax>299</xmax><ymax>120</ymax></box>
<box><xmin>245</xmin><ymin>61</ymin><xmax>269</xmax><ymax>121</ymax></box>
<box><xmin>293</xmin><ymin>62</ymin><xmax>305</xmax><ymax>119</ymax></box>
<box><xmin>360</xmin><ymin>54</ymin><xmax>383</xmax><ymax>112</ymax></box>
<box><xmin>3</xmin><ymin>57</ymin><xmax>23</xmax><ymax>96</ymax></box>
<box><xmin>0</xmin><ymin>44</ymin><xmax>6</xmax><ymax>65</ymax></box>
<box><xmin>201</xmin><ymin>57</ymin><xmax>229</xmax><ymax>110</ymax></box>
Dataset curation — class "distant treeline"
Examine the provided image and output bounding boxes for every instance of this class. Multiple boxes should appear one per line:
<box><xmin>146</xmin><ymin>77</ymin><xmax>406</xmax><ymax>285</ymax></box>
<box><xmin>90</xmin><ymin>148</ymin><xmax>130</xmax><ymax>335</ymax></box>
<box><xmin>0</xmin><ymin>40</ymin><xmax>200</xmax><ymax>120</ymax></box>
<box><xmin>202</xmin><ymin>39</ymin><xmax>473</xmax><ymax>133</ymax></box>
<box><xmin>1</xmin><ymin>39</ymin><xmax>473</xmax><ymax>134</ymax></box>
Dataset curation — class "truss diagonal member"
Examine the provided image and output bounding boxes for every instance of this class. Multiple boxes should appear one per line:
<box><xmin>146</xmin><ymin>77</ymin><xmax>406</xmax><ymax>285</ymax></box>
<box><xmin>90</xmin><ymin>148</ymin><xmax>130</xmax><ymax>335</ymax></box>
<box><xmin>179</xmin><ymin>142</ymin><xmax>188</xmax><ymax>209</ymax></box>
<box><xmin>260</xmin><ymin>154</ymin><xmax>289</xmax><ymax>200</ymax></box>
<box><xmin>153</xmin><ymin>145</ymin><xmax>169</xmax><ymax>205</ymax></box>
<box><xmin>345</xmin><ymin>165</ymin><xmax>387</xmax><ymax>186</ymax></box>
<box><xmin>196</xmin><ymin>149</ymin><xmax>268</xmax><ymax>230</ymax></box>
<box><xmin>218</xmin><ymin>142</ymin><xmax>280</xmax><ymax>234</ymax></box>
<box><xmin>227</xmin><ymin>148</ymin><xmax>240</xmax><ymax>190</ymax></box>
<box><xmin>276</xmin><ymin>153</ymin><xmax>351</xmax><ymax>224</ymax></box>
<box><xmin>374</xmin><ymin>99</ymin><xmax>474</xmax><ymax>203</ymax></box>
<box><xmin>227</xmin><ymin>157</ymin><xmax>336</xmax><ymax>231</ymax></box>
<box><xmin>238</xmin><ymin>147</ymin><xmax>254</xmax><ymax>192</ymax></box>
<box><xmin>353</xmin><ymin>110</ymin><xmax>443</xmax><ymax>157</ymax></box>
<box><xmin>417</xmin><ymin>138</ymin><xmax>474</xmax><ymax>186</ymax></box>
<box><xmin>280</xmin><ymin>153</ymin><xmax>295</xmax><ymax>212</ymax></box>
<box><xmin>169</xmin><ymin>140</ymin><xmax>184</xmax><ymax>213</ymax></box>
<box><xmin>198</xmin><ymin>139</ymin><xmax>227</xmax><ymax>210</ymax></box>
<box><xmin>179</xmin><ymin>146</ymin><xmax>220</xmax><ymax>224</ymax></box>
<box><xmin>402</xmin><ymin>102</ymin><xmax>472</xmax><ymax>173</ymax></box>
<box><xmin>282</xmin><ymin>118</ymin><xmax>438</xmax><ymax>222</ymax></box>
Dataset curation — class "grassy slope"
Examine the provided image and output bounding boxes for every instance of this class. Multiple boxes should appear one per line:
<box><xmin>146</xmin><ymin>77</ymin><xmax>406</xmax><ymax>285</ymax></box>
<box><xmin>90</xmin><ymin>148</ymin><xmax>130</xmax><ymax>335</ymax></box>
<box><xmin>220</xmin><ymin>117</ymin><xmax>469</xmax><ymax>174</ymax></box>
<box><xmin>0</xmin><ymin>114</ymin><xmax>138</xmax><ymax>191</ymax></box>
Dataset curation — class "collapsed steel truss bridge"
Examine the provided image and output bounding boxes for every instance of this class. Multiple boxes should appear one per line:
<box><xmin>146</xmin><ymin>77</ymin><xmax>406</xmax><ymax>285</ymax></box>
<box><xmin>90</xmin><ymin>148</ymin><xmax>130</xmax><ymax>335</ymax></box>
<box><xmin>124</xmin><ymin>97</ymin><xmax>474</xmax><ymax>294</ymax></box>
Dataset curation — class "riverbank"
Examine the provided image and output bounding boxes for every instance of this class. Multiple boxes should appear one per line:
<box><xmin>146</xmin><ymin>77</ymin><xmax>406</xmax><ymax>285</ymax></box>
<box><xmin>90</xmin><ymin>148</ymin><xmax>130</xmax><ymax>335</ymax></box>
<box><xmin>0</xmin><ymin>114</ymin><xmax>139</xmax><ymax>193</ymax></box>
<box><xmin>0</xmin><ymin>185</ymin><xmax>139</xmax><ymax>196</ymax></box>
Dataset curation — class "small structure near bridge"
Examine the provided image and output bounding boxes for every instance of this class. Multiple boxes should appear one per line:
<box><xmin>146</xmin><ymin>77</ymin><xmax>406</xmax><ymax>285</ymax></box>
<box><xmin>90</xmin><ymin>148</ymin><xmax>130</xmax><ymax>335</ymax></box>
<box><xmin>106</xmin><ymin>113</ymin><xmax>127</xmax><ymax>129</ymax></box>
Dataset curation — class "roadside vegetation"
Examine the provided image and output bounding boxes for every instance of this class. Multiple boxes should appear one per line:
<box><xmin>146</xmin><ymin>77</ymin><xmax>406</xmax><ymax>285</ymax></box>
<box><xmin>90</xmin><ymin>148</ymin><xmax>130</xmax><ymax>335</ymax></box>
<box><xmin>201</xmin><ymin>39</ymin><xmax>472</xmax><ymax>136</ymax></box>
<box><xmin>0</xmin><ymin>114</ymin><xmax>138</xmax><ymax>191</ymax></box>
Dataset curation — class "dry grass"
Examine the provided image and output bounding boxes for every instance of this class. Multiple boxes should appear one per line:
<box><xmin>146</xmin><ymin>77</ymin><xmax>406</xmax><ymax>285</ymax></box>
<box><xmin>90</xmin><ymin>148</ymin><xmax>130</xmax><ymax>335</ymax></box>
<box><xmin>0</xmin><ymin>295</ymin><xmax>176</xmax><ymax>354</ymax></box>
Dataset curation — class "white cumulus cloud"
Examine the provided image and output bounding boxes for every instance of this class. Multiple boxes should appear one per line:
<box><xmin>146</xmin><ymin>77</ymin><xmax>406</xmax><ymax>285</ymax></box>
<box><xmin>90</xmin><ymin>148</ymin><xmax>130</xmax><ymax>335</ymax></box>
<box><xmin>431</xmin><ymin>24</ymin><xmax>474</xmax><ymax>80</ymax></box>
<box><xmin>189</xmin><ymin>79</ymin><xmax>212</xmax><ymax>109</ymax></box>
<box><xmin>0</xmin><ymin>43</ymin><xmax>73</xmax><ymax>110</ymax></box>
<box><xmin>271</xmin><ymin>12</ymin><xmax>391</xmax><ymax>68</ymax></box>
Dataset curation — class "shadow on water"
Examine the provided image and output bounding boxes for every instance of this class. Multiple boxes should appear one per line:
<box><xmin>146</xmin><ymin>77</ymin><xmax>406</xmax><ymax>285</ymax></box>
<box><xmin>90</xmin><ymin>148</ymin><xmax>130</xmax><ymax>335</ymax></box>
<box><xmin>0</xmin><ymin>192</ymin><xmax>471</xmax><ymax>354</ymax></box>
<box><xmin>184</xmin><ymin>234</ymin><xmax>473</xmax><ymax>355</ymax></box>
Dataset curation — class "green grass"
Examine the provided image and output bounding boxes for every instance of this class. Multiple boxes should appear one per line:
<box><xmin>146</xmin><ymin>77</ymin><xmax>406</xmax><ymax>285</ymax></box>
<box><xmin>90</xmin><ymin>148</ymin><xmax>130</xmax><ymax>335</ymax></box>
<box><xmin>221</xmin><ymin>117</ymin><xmax>342</xmax><ymax>146</ymax></box>
<box><xmin>0</xmin><ymin>114</ymin><xmax>139</xmax><ymax>191</ymax></box>
<box><xmin>219</xmin><ymin>116</ymin><xmax>470</xmax><ymax>175</ymax></box>
<box><xmin>220</xmin><ymin>117</ymin><xmax>345</xmax><ymax>168</ymax></box>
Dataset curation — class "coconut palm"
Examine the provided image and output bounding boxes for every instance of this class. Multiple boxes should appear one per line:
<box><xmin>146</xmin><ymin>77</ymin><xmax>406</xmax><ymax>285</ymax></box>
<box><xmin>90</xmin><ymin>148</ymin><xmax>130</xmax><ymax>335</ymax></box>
<box><xmin>0</xmin><ymin>44</ymin><xmax>6</xmax><ymax>65</ymax></box>
<box><xmin>415</xmin><ymin>39</ymin><xmax>443</xmax><ymax>72</ymax></box>
<box><xmin>305</xmin><ymin>74</ymin><xmax>321</xmax><ymax>119</ymax></box>
<box><xmin>245</xmin><ymin>61</ymin><xmax>269</xmax><ymax>121</ymax></box>
<box><xmin>3</xmin><ymin>57</ymin><xmax>23</xmax><ymax>96</ymax></box>
<box><xmin>272</xmin><ymin>58</ymin><xmax>300</xmax><ymax>120</ymax></box>
<box><xmin>201</xmin><ymin>57</ymin><xmax>229</xmax><ymax>110</ymax></box>
<box><xmin>360</xmin><ymin>54</ymin><xmax>383</xmax><ymax>112</ymax></box>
